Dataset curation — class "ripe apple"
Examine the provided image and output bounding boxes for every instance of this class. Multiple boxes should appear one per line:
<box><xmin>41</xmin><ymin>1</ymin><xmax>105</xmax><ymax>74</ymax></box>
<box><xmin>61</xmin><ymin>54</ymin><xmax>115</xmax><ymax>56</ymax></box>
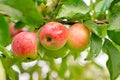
<box><xmin>9</xmin><ymin>23</ymin><xmax>24</xmax><ymax>37</ymax></box>
<box><xmin>67</xmin><ymin>23</ymin><xmax>90</xmax><ymax>51</ymax></box>
<box><xmin>39</xmin><ymin>22</ymin><xmax>68</xmax><ymax>50</ymax></box>
<box><xmin>11</xmin><ymin>32</ymin><xmax>37</xmax><ymax>58</ymax></box>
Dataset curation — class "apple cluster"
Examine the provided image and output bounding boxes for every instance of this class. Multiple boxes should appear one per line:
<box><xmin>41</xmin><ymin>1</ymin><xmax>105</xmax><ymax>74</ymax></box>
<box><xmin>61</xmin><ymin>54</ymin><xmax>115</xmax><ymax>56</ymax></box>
<box><xmin>11</xmin><ymin>22</ymin><xmax>90</xmax><ymax>58</ymax></box>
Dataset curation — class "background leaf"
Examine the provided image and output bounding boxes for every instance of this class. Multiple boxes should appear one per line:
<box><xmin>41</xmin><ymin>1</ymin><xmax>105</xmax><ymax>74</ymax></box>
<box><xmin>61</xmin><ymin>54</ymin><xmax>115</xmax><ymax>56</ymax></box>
<box><xmin>0</xmin><ymin>0</ymin><xmax>43</xmax><ymax>27</ymax></box>
<box><xmin>0</xmin><ymin>57</ymin><xmax>18</xmax><ymax>80</ymax></box>
<box><xmin>0</xmin><ymin>14</ymin><xmax>11</xmax><ymax>46</ymax></box>
<box><xmin>109</xmin><ymin>0</ymin><xmax>120</xmax><ymax>11</ymax></box>
<box><xmin>102</xmin><ymin>39</ymin><xmax>120</xmax><ymax>80</ymax></box>
<box><xmin>0</xmin><ymin>58</ymin><xmax>6</xmax><ymax>80</ymax></box>
<box><xmin>95</xmin><ymin>0</ymin><xmax>113</xmax><ymax>15</ymax></box>
<box><xmin>108</xmin><ymin>5</ymin><xmax>120</xmax><ymax>30</ymax></box>
<box><xmin>58</xmin><ymin>58</ymin><xmax>67</xmax><ymax>78</ymax></box>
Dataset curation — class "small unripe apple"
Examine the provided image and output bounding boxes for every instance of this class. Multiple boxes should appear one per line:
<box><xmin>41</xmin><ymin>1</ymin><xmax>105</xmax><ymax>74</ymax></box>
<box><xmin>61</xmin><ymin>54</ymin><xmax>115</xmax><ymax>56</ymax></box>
<box><xmin>11</xmin><ymin>32</ymin><xmax>37</xmax><ymax>58</ymax></box>
<box><xmin>9</xmin><ymin>23</ymin><xmax>24</xmax><ymax>37</ymax></box>
<box><xmin>67</xmin><ymin>23</ymin><xmax>90</xmax><ymax>51</ymax></box>
<box><xmin>39</xmin><ymin>22</ymin><xmax>68</xmax><ymax>50</ymax></box>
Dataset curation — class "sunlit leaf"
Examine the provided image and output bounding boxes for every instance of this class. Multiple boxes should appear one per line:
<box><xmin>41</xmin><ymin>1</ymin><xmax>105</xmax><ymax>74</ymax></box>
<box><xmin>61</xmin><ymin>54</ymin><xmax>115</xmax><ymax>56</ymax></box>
<box><xmin>55</xmin><ymin>0</ymin><xmax>89</xmax><ymax>20</ymax></box>
<box><xmin>0</xmin><ymin>58</ymin><xmax>6</xmax><ymax>80</ymax></box>
<box><xmin>95</xmin><ymin>0</ymin><xmax>113</xmax><ymax>15</ymax></box>
<box><xmin>108</xmin><ymin>5</ymin><xmax>120</xmax><ymax>30</ymax></box>
<box><xmin>0</xmin><ymin>45</ymin><xmax>12</xmax><ymax>58</ymax></box>
<box><xmin>84</xmin><ymin>20</ymin><xmax>102</xmax><ymax>38</ymax></box>
<box><xmin>0</xmin><ymin>0</ymin><xmax>43</xmax><ymax>27</ymax></box>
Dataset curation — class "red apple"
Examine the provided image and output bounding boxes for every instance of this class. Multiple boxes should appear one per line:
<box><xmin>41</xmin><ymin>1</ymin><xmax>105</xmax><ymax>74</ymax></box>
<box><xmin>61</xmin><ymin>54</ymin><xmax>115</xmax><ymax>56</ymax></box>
<box><xmin>67</xmin><ymin>23</ymin><xmax>90</xmax><ymax>51</ymax></box>
<box><xmin>9</xmin><ymin>23</ymin><xmax>24</xmax><ymax>37</ymax></box>
<box><xmin>11</xmin><ymin>32</ymin><xmax>37</xmax><ymax>58</ymax></box>
<box><xmin>39</xmin><ymin>22</ymin><xmax>68</xmax><ymax>50</ymax></box>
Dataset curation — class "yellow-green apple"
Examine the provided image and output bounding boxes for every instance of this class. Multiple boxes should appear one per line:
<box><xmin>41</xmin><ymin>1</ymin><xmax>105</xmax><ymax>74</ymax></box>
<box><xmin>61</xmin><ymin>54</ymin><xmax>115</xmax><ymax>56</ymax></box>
<box><xmin>9</xmin><ymin>23</ymin><xmax>24</xmax><ymax>37</ymax></box>
<box><xmin>67</xmin><ymin>23</ymin><xmax>90</xmax><ymax>51</ymax></box>
<box><xmin>11</xmin><ymin>32</ymin><xmax>37</xmax><ymax>58</ymax></box>
<box><xmin>39</xmin><ymin>22</ymin><xmax>68</xmax><ymax>50</ymax></box>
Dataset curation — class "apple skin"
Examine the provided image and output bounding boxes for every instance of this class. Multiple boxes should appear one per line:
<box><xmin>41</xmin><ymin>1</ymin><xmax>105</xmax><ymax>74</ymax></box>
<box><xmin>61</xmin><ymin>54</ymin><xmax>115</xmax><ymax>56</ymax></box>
<box><xmin>11</xmin><ymin>32</ymin><xmax>37</xmax><ymax>58</ymax></box>
<box><xmin>9</xmin><ymin>23</ymin><xmax>24</xmax><ymax>37</ymax></box>
<box><xmin>67</xmin><ymin>23</ymin><xmax>90</xmax><ymax>51</ymax></box>
<box><xmin>39</xmin><ymin>22</ymin><xmax>68</xmax><ymax>50</ymax></box>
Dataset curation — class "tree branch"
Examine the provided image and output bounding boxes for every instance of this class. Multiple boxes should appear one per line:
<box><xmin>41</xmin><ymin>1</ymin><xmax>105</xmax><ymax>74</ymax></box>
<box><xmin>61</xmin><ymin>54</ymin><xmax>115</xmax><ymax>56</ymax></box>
<box><xmin>57</xmin><ymin>19</ymin><xmax>109</xmax><ymax>25</ymax></box>
<box><xmin>94</xmin><ymin>19</ymin><xmax>108</xmax><ymax>24</ymax></box>
<box><xmin>50</xmin><ymin>0</ymin><xmax>61</xmax><ymax>20</ymax></box>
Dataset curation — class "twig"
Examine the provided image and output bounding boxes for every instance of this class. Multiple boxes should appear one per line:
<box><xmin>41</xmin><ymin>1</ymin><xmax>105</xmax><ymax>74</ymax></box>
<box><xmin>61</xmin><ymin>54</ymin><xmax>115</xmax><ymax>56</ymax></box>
<box><xmin>57</xmin><ymin>19</ymin><xmax>109</xmax><ymax>25</ymax></box>
<box><xmin>94</xmin><ymin>19</ymin><xmax>108</xmax><ymax>24</ymax></box>
<box><xmin>50</xmin><ymin>0</ymin><xmax>61</xmax><ymax>20</ymax></box>
<box><xmin>0</xmin><ymin>11</ymin><xmax>9</xmax><ymax>17</ymax></box>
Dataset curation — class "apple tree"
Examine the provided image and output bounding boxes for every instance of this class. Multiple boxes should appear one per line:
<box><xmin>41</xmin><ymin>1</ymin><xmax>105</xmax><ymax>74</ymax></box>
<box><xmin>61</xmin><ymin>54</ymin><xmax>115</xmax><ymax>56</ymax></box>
<box><xmin>0</xmin><ymin>0</ymin><xmax>119</xmax><ymax>80</ymax></box>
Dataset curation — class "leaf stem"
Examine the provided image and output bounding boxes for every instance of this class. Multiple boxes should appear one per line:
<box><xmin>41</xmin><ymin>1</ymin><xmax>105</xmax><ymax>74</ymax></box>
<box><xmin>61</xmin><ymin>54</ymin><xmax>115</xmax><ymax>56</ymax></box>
<box><xmin>50</xmin><ymin>0</ymin><xmax>61</xmax><ymax>20</ymax></box>
<box><xmin>0</xmin><ymin>45</ymin><xmax>13</xmax><ymax>58</ymax></box>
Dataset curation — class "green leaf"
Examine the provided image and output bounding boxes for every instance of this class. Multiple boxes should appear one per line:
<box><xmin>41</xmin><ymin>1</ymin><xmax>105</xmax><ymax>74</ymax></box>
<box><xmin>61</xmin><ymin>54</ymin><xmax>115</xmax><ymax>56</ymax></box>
<box><xmin>100</xmin><ymin>24</ymin><xmax>107</xmax><ymax>38</ymax></box>
<box><xmin>102</xmin><ymin>39</ymin><xmax>120</xmax><ymax>80</ymax></box>
<box><xmin>0</xmin><ymin>0</ymin><xmax>43</xmax><ymax>26</ymax></box>
<box><xmin>55</xmin><ymin>0</ymin><xmax>89</xmax><ymax>20</ymax></box>
<box><xmin>109</xmin><ymin>0</ymin><xmax>120</xmax><ymax>10</ymax></box>
<box><xmin>0</xmin><ymin>14</ymin><xmax>11</xmax><ymax>46</ymax></box>
<box><xmin>43</xmin><ymin>45</ymin><xmax>69</xmax><ymax>58</ymax></box>
<box><xmin>36</xmin><ymin>0</ymin><xmax>47</xmax><ymax>5</ymax></box>
<box><xmin>58</xmin><ymin>58</ymin><xmax>67</xmax><ymax>78</ymax></box>
<box><xmin>0</xmin><ymin>58</ymin><xmax>6</xmax><ymax>80</ymax></box>
<box><xmin>69</xmin><ymin>50</ymin><xmax>80</xmax><ymax>60</ymax></box>
<box><xmin>0</xmin><ymin>57</ymin><xmax>18</xmax><ymax>80</ymax></box>
<box><xmin>95</xmin><ymin>0</ymin><xmax>113</xmax><ymax>15</ymax></box>
<box><xmin>14</xmin><ymin>21</ymin><xmax>26</xmax><ymax>29</ymax></box>
<box><xmin>84</xmin><ymin>20</ymin><xmax>102</xmax><ymax>38</ymax></box>
<box><xmin>108</xmin><ymin>5</ymin><xmax>120</xmax><ymax>30</ymax></box>
<box><xmin>86</xmin><ymin>33</ymin><xmax>102</xmax><ymax>60</ymax></box>
<box><xmin>0</xmin><ymin>44</ymin><xmax>12</xmax><ymax>58</ymax></box>
<box><xmin>108</xmin><ymin>30</ymin><xmax>120</xmax><ymax>45</ymax></box>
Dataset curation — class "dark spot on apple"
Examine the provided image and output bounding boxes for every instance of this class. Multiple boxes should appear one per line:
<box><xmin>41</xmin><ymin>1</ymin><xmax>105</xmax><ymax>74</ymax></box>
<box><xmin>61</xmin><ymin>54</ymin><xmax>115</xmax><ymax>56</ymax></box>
<box><xmin>46</xmin><ymin>36</ymin><xmax>52</xmax><ymax>42</ymax></box>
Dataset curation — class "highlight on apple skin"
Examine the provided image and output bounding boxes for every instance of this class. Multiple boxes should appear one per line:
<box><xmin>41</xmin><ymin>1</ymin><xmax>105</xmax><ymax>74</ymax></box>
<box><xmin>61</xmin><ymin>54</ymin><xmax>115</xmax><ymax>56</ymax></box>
<box><xmin>67</xmin><ymin>23</ymin><xmax>90</xmax><ymax>52</ymax></box>
<box><xmin>11</xmin><ymin>32</ymin><xmax>37</xmax><ymax>58</ymax></box>
<box><xmin>39</xmin><ymin>22</ymin><xmax>68</xmax><ymax>50</ymax></box>
<box><xmin>9</xmin><ymin>23</ymin><xmax>24</xmax><ymax>37</ymax></box>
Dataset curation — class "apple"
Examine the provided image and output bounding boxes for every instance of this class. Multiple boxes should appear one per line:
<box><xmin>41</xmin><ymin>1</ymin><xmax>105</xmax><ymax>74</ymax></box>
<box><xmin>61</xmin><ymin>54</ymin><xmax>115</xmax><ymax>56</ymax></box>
<box><xmin>9</xmin><ymin>23</ymin><xmax>24</xmax><ymax>37</ymax></box>
<box><xmin>67</xmin><ymin>23</ymin><xmax>90</xmax><ymax>51</ymax></box>
<box><xmin>39</xmin><ymin>22</ymin><xmax>68</xmax><ymax>50</ymax></box>
<box><xmin>11</xmin><ymin>32</ymin><xmax>37</xmax><ymax>58</ymax></box>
